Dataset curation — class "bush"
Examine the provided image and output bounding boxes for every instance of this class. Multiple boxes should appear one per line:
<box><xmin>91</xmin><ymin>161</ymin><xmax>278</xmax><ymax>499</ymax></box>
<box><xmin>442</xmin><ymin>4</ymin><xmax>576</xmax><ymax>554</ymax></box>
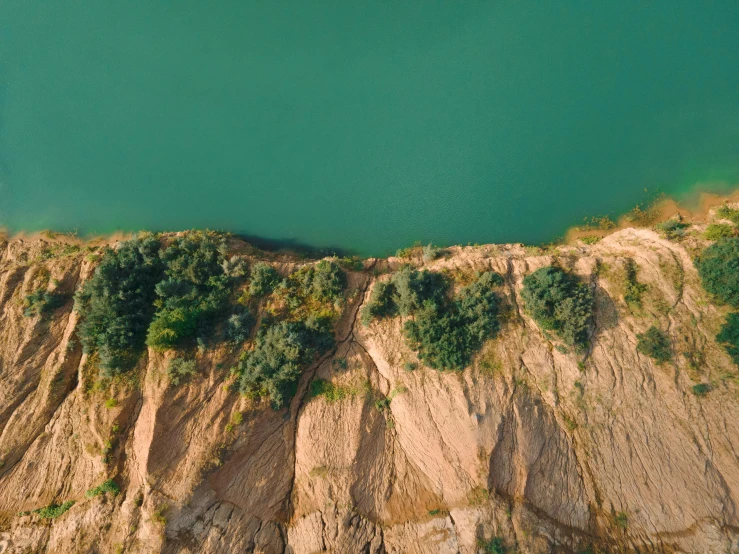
<box><xmin>146</xmin><ymin>232</ymin><xmax>231</xmax><ymax>350</ymax></box>
<box><xmin>478</xmin><ymin>537</ymin><xmax>506</xmax><ymax>554</ymax></box>
<box><xmin>237</xmin><ymin>318</ymin><xmax>334</xmax><ymax>408</ymax></box>
<box><xmin>249</xmin><ymin>262</ymin><xmax>281</xmax><ymax>297</ymax></box>
<box><xmin>716</xmin><ymin>312</ymin><xmax>739</xmax><ymax>365</ymax></box>
<box><xmin>224</xmin><ymin>309</ymin><xmax>255</xmax><ymax>343</ymax></box>
<box><xmin>290</xmin><ymin>260</ymin><xmax>346</xmax><ymax>304</ymax></box>
<box><xmin>167</xmin><ymin>358</ymin><xmax>197</xmax><ymax>386</ymax></box>
<box><xmin>422</xmin><ymin>244</ymin><xmax>443</xmax><ymax>262</ymax></box>
<box><xmin>716</xmin><ymin>204</ymin><xmax>739</xmax><ymax>225</ymax></box>
<box><xmin>655</xmin><ymin>219</ymin><xmax>689</xmax><ymax>240</ymax></box>
<box><xmin>704</xmin><ymin>223</ymin><xmax>735</xmax><ymax>241</ymax></box>
<box><xmin>360</xmin><ymin>269</ymin><xmax>501</xmax><ymax>370</ymax></box>
<box><xmin>308</xmin><ymin>260</ymin><xmax>346</xmax><ymax>302</ymax></box>
<box><xmin>360</xmin><ymin>281</ymin><xmax>397</xmax><ymax>325</ymax></box>
<box><xmin>521</xmin><ymin>266</ymin><xmax>594</xmax><ymax>347</ymax></box>
<box><xmin>86</xmin><ymin>479</ymin><xmax>121</xmax><ymax>498</ymax></box>
<box><xmin>636</xmin><ymin>326</ymin><xmax>671</xmax><ymax>363</ymax></box>
<box><xmin>221</xmin><ymin>256</ymin><xmax>249</xmax><ymax>279</ymax></box>
<box><xmin>404</xmin><ymin>272</ymin><xmax>502</xmax><ymax>370</ymax></box>
<box><xmin>391</xmin><ymin>266</ymin><xmax>447</xmax><ymax>317</ymax></box>
<box><xmin>692</xmin><ymin>383</ymin><xmax>711</xmax><ymax>396</ymax></box>
<box><xmin>23</xmin><ymin>289</ymin><xmax>67</xmax><ymax>317</ymax></box>
<box><xmin>695</xmin><ymin>238</ymin><xmax>739</xmax><ymax>307</ymax></box>
<box><xmin>75</xmin><ymin>236</ymin><xmax>163</xmax><ymax>376</ymax></box>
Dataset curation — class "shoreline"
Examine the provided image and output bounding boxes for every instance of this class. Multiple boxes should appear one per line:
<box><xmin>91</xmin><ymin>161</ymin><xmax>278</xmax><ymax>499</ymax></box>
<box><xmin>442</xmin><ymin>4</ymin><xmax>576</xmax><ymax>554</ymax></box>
<box><xmin>3</xmin><ymin>185</ymin><xmax>739</xmax><ymax>256</ymax></box>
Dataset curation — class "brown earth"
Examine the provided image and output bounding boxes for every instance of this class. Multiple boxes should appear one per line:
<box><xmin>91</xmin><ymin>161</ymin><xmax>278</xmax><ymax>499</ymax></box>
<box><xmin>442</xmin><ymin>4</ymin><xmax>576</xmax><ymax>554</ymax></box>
<box><xmin>0</xmin><ymin>221</ymin><xmax>738</xmax><ymax>553</ymax></box>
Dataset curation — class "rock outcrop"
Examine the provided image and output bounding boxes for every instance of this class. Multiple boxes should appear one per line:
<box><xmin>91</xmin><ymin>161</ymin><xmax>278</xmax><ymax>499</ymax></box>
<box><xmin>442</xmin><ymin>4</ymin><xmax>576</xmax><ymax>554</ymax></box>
<box><xmin>0</xmin><ymin>228</ymin><xmax>737</xmax><ymax>553</ymax></box>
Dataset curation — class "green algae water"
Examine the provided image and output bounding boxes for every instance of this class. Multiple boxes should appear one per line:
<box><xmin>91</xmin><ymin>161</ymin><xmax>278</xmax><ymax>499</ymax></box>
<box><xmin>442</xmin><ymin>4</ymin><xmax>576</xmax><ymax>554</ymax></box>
<box><xmin>1</xmin><ymin>2</ymin><xmax>738</xmax><ymax>255</ymax></box>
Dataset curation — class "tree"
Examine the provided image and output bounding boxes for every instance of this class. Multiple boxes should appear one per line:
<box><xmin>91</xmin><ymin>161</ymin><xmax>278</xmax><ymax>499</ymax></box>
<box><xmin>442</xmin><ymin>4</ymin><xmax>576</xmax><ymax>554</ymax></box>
<box><xmin>521</xmin><ymin>266</ymin><xmax>593</xmax><ymax>347</ymax></box>
<box><xmin>75</xmin><ymin>235</ymin><xmax>163</xmax><ymax>376</ymax></box>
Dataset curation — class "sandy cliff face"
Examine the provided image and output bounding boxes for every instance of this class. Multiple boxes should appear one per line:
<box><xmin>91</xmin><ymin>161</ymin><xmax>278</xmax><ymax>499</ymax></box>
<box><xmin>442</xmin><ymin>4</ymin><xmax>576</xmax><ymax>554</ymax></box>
<box><xmin>0</xmin><ymin>228</ymin><xmax>737</xmax><ymax>554</ymax></box>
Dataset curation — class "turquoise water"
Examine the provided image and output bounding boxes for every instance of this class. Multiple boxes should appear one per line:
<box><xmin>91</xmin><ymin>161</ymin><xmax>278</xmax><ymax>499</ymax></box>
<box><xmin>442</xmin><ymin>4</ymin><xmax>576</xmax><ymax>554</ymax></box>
<box><xmin>1</xmin><ymin>2</ymin><xmax>738</xmax><ymax>255</ymax></box>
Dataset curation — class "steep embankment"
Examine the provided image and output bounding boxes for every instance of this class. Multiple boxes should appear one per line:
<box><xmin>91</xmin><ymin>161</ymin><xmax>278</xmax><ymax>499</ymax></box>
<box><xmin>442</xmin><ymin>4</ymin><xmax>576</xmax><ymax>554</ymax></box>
<box><xmin>0</xmin><ymin>225</ymin><xmax>738</xmax><ymax>554</ymax></box>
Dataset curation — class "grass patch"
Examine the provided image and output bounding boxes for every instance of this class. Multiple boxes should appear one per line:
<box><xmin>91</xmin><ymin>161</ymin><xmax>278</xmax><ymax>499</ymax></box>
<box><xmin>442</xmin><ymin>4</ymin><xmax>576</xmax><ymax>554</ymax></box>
<box><xmin>86</xmin><ymin>479</ymin><xmax>121</xmax><ymax>498</ymax></box>
<box><xmin>614</xmin><ymin>511</ymin><xmax>628</xmax><ymax>529</ymax></box>
<box><xmin>20</xmin><ymin>500</ymin><xmax>76</xmax><ymax>519</ymax></box>
<box><xmin>466</xmin><ymin>486</ymin><xmax>489</xmax><ymax>506</ymax></box>
<box><xmin>310</xmin><ymin>378</ymin><xmax>369</xmax><ymax>402</ymax></box>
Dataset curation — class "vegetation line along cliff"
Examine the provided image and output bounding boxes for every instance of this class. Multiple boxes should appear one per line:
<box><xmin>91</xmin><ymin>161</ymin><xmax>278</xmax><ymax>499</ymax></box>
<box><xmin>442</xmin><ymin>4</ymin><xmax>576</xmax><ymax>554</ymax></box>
<box><xmin>2</xmin><ymin>206</ymin><xmax>739</xmax><ymax>553</ymax></box>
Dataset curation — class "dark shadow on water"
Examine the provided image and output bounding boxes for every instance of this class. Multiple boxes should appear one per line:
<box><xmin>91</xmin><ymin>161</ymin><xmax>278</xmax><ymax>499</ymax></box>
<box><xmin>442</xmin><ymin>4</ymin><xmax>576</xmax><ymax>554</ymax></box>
<box><xmin>233</xmin><ymin>232</ymin><xmax>357</xmax><ymax>260</ymax></box>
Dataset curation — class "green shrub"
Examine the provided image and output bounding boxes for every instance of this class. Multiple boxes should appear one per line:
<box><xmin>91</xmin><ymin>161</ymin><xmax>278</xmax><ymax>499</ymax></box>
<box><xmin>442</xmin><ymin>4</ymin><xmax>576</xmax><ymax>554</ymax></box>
<box><xmin>404</xmin><ymin>272</ymin><xmax>502</xmax><ymax>370</ymax></box>
<box><xmin>32</xmin><ymin>500</ymin><xmax>75</xmax><ymax>519</ymax></box>
<box><xmin>695</xmin><ymin>238</ymin><xmax>739</xmax><ymax>307</ymax></box>
<box><xmin>691</xmin><ymin>383</ymin><xmax>711</xmax><ymax>396</ymax></box>
<box><xmin>716</xmin><ymin>204</ymin><xmax>739</xmax><ymax>225</ymax></box>
<box><xmin>716</xmin><ymin>312</ymin><xmax>739</xmax><ymax>365</ymax></box>
<box><xmin>249</xmin><ymin>262</ymin><xmax>281</xmax><ymax>297</ymax></box>
<box><xmin>75</xmin><ymin>235</ymin><xmax>163</xmax><ymax>376</ymax></box>
<box><xmin>360</xmin><ymin>281</ymin><xmax>397</xmax><ymax>325</ymax></box>
<box><xmin>288</xmin><ymin>260</ymin><xmax>346</xmax><ymax>304</ymax></box>
<box><xmin>614</xmin><ymin>511</ymin><xmax>628</xmax><ymax>529</ymax></box>
<box><xmin>221</xmin><ymin>256</ymin><xmax>249</xmax><ymax>279</ymax></box>
<box><xmin>422</xmin><ymin>244</ymin><xmax>443</xmax><ymax>262</ymax></box>
<box><xmin>360</xmin><ymin>269</ymin><xmax>501</xmax><ymax>370</ymax></box>
<box><xmin>478</xmin><ymin>537</ymin><xmax>506</xmax><ymax>554</ymax></box>
<box><xmin>655</xmin><ymin>219</ymin><xmax>689</xmax><ymax>240</ymax></box>
<box><xmin>23</xmin><ymin>289</ymin><xmax>67</xmax><ymax>318</ymax></box>
<box><xmin>167</xmin><ymin>358</ymin><xmax>197</xmax><ymax>386</ymax></box>
<box><xmin>224</xmin><ymin>309</ymin><xmax>254</xmax><ymax>343</ymax></box>
<box><xmin>636</xmin><ymin>326</ymin><xmax>671</xmax><ymax>363</ymax></box>
<box><xmin>623</xmin><ymin>259</ymin><xmax>648</xmax><ymax>308</ymax></box>
<box><xmin>86</xmin><ymin>479</ymin><xmax>121</xmax><ymax>498</ymax></box>
<box><xmin>268</xmin><ymin>261</ymin><xmax>347</xmax><ymax>319</ymax></box>
<box><xmin>146</xmin><ymin>232</ymin><xmax>231</xmax><ymax>350</ymax></box>
<box><xmin>521</xmin><ymin>266</ymin><xmax>594</xmax><ymax>347</ymax></box>
<box><xmin>704</xmin><ymin>223</ymin><xmax>735</xmax><ymax>241</ymax></box>
<box><xmin>236</xmin><ymin>318</ymin><xmax>334</xmax><ymax>408</ymax></box>
<box><xmin>308</xmin><ymin>260</ymin><xmax>346</xmax><ymax>302</ymax></box>
<box><xmin>391</xmin><ymin>266</ymin><xmax>447</xmax><ymax>317</ymax></box>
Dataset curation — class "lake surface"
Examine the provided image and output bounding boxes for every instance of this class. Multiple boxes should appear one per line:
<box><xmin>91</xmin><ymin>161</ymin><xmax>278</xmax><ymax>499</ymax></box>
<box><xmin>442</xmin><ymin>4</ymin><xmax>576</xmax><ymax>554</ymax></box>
<box><xmin>1</xmin><ymin>2</ymin><xmax>738</xmax><ymax>255</ymax></box>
